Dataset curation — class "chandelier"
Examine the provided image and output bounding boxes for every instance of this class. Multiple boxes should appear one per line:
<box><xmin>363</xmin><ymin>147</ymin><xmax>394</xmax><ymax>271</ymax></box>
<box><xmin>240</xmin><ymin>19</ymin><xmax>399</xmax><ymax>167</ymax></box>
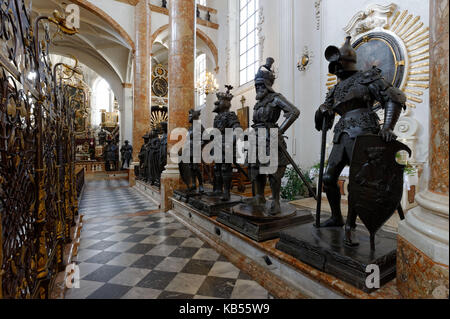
<box><xmin>195</xmin><ymin>71</ymin><xmax>219</xmax><ymax>96</ymax></box>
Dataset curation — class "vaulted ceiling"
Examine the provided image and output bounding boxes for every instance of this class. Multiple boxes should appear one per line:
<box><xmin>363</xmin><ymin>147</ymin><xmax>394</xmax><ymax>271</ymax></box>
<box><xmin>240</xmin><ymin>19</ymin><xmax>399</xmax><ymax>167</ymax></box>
<box><xmin>31</xmin><ymin>0</ymin><xmax>134</xmax><ymax>106</ymax></box>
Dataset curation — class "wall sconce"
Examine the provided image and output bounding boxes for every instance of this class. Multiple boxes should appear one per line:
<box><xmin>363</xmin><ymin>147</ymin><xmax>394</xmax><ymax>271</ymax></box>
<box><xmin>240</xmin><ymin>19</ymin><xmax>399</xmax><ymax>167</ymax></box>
<box><xmin>297</xmin><ymin>46</ymin><xmax>313</xmax><ymax>72</ymax></box>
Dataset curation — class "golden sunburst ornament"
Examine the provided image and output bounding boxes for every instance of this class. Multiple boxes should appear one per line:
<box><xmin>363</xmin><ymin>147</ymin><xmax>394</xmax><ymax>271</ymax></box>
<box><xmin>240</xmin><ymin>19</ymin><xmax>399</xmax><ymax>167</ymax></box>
<box><xmin>326</xmin><ymin>5</ymin><xmax>429</xmax><ymax>110</ymax></box>
<box><xmin>150</xmin><ymin>106</ymin><xmax>168</xmax><ymax>131</ymax></box>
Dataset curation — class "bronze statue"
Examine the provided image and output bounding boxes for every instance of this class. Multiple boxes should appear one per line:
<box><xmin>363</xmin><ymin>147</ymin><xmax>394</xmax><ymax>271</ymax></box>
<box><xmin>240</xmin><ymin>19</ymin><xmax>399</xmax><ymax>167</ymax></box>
<box><xmin>104</xmin><ymin>139</ymin><xmax>119</xmax><ymax>171</ymax></box>
<box><xmin>138</xmin><ymin>133</ymin><xmax>150</xmax><ymax>181</ymax></box>
<box><xmin>148</xmin><ymin>129</ymin><xmax>161</xmax><ymax>186</ymax></box>
<box><xmin>120</xmin><ymin>140</ymin><xmax>133</xmax><ymax>170</ymax></box>
<box><xmin>315</xmin><ymin>36</ymin><xmax>407</xmax><ymax>248</ymax></box>
<box><xmin>179</xmin><ymin>109</ymin><xmax>206</xmax><ymax>193</ymax></box>
<box><xmin>249</xmin><ymin>58</ymin><xmax>300</xmax><ymax>215</ymax></box>
<box><xmin>212</xmin><ymin>85</ymin><xmax>242</xmax><ymax>202</ymax></box>
<box><xmin>159</xmin><ymin>122</ymin><xmax>168</xmax><ymax>178</ymax></box>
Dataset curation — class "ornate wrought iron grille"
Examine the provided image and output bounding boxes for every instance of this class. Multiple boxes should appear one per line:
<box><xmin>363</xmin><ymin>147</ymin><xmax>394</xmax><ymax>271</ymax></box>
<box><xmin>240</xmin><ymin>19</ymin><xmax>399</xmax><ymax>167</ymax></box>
<box><xmin>1</xmin><ymin>0</ymin><xmax>79</xmax><ymax>299</ymax></box>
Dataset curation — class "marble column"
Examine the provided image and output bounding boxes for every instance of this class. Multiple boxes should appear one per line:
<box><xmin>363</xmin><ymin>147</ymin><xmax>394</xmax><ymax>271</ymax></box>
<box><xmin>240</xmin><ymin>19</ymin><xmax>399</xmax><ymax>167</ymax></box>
<box><xmin>160</xmin><ymin>0</ymin><xmax>196</xmax><ymax>211</ymax></box>
<box><xmin>132</xmin><ymin>0</ymin><xmax>151</xmax><ymax>162</ymax></box>
<box><xmin>397</xmin><ymin>0</ymin><xmax>449</xmax><ymax>299</ymax></box>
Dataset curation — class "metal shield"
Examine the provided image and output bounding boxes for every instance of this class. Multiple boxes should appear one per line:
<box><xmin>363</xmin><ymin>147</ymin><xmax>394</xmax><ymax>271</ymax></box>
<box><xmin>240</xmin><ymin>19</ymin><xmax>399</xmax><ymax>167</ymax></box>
<box><xmin>349</xmin><ymin>135</ymin><xmax>411</xmax><ymax>236</ymax></box>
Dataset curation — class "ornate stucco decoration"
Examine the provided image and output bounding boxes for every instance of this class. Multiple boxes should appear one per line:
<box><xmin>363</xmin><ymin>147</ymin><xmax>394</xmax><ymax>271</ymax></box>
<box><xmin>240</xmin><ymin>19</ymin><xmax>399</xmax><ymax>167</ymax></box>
<box><xmin>343</xmin><ymin>3</ymin><xmax>397</xmax><ymax>37</ymax></box>
<box><xmin>257</xmin><ymin>6</ymin><xmax>265</xmax><ymax>65</ymax></box>
<box><xmin>314</xmin><ymin>0</ymin><xmax>322</xmax><ymax>30</ymax></box>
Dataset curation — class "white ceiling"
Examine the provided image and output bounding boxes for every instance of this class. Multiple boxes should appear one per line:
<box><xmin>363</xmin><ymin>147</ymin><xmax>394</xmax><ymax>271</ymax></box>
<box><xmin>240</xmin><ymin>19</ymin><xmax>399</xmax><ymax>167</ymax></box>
<box><xmin>31</xmin><ymin>0</ymin><xmax>133</xmax><ymax>106</ymax></box>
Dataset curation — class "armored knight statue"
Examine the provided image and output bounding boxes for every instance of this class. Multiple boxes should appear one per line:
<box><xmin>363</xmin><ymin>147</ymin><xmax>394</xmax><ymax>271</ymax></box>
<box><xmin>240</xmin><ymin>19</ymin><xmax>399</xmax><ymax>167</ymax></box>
<box><xmin>120</xmin><ymin>140</ymin><xmax>133</xmax><ymax>170</ymax></box>
<box><xmin>250</xmin><ymin>58</ymin><xmax>300</xmax><ymax>215</ymax></box>
<box><xmin>104</xmin><ymin>139</ymin><xmax>119</xmax><ymax>171</ymax></box>
<box><xmin>179</xmin><ymin>110</ymin><xmax>206</xmax><ymax>193</ymax></box>
<box><xmin>148</xmin><ymin>129</ymin><xmax>161</xmax><ymax>186</ymax></box>
<box><xmin>138</xmin><ymin>133</ymin><xmax>150</xmax><ymax>181</ymax></box>
<box><xmin>212</xmin><ymin>85</ymin><xmax>242</xmax><ymax>202</ymax></box>
<box><xmin>159</xmin><ymin>122</ymin><xmax>168</xmax><ymax>181</ymax></box>
<box><xmin>315</xmin><ymin>36</ymin><xmax>406</xmax><ymax>246</ymax></box>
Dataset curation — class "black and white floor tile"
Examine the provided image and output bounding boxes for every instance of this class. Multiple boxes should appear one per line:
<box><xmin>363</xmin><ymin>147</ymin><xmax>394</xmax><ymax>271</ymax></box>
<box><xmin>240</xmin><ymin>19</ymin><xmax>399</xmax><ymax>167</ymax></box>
<box><xmin>66</xmin><ymin>180</ymin><xmax>271</xmax><ymax>299</ymax></box>
<box><xmin>78</xmin><ymin>179</ymin><xmax>159</xmax><ymax>218</ymax></box>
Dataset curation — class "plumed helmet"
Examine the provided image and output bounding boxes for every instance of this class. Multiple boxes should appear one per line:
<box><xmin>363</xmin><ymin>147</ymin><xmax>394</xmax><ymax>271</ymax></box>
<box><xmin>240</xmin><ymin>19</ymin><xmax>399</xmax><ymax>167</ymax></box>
<box><xmin>254</xmin><ymin>57</ymin><xmax>276</xmax><ymax>93</ymax></box>
<box><xmin>325</xmin><ymin>36</ymin><xmax>358</xmax><ymax>75</ymax></box>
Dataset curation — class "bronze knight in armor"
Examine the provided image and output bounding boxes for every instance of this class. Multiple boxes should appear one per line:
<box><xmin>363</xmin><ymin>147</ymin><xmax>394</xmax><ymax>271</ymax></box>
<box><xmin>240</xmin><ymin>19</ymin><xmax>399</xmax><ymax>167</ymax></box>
<box><xmin>212</xmin><ymin>85</ymin><xmax>242</xmax><ymax>202</ymax></box>
<box><xmin>250</xmin><ymin>58</ymin><xmax>301</xmax><ymax>215</ymax></box>
<box><xmin>120</xmin><ymin>140</ymin><xmax>133</xmax><ymax>170</ymax></box>
<box><xmin>138</xmin><ymin>133</ymin><xmax>150</xmax><ymax>181</ymax></box>
<box><xmin>159</xmin><ymin>122</ymin><xmax>168</xmax><ymax>181</ymax></box>
<box><xmin>148</xmin><ymin>129</ymin><xmax>161</xmax><ymax>186</ymax></box>
<box><xmin>179</xmin><ymin>110</ymin><xmax>206</xmax><ymax>193</ymax></box>
<box><xmin>315</xmin><ymin>36</ymin><xmax>406</xmax><ymax>246</ymax></box>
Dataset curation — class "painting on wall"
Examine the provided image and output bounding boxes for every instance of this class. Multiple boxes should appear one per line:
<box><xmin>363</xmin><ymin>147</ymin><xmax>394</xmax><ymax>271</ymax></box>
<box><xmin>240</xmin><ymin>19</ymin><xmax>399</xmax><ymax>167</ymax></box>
<box><xmin>237</xmin><ymin>106</ymin><xmax>249</xmax><ymax>131</ymax></box>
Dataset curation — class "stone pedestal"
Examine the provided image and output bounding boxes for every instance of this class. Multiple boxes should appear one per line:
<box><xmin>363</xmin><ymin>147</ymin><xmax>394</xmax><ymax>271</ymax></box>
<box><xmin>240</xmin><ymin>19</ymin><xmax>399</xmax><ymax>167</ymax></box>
<box><xmin>160</xmin><ymin>0</ymin><xmax>196</xmax><ymax>211</ymax></box>
<box><xmin>173</xmin><ymin>189</ymin><xmax>243</xmax><ymax>217</ymax></box>
<box><xmin>218</xmin><ymin>202</ymin><xmax>314</xmax><ymax>242</ymax></box>
<box><xmin>135</xmin><ymin>180</ymin><xmax>162</xmax><ymax>208</ymax></box>
<box><xmin>277</xmin><ymin>223</ymin><xmax>397</xmax><ymax>293</ymax></box>
<box><xmin>129</xmin><ymin>163</ymin><xmax>137</xmax><ymax>187</ymax></box>
<box><xmin>396</xmin><ymin>0</ymin><xmax>449</xmax><ymax>299</ymax></box>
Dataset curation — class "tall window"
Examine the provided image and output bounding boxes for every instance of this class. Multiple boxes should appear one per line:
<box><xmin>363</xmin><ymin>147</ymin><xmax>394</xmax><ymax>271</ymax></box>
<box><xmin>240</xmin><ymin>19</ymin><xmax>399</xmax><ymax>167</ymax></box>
<box><xmin>93</xmin><ymin>78</ymin><xmax>112</xmax><ymax>127</ymax></box>
<box><xmin>239</xmin><ymin>0</ymin><xmax>259</xmax><ymax>86</ymax></box>
<box><xmin>196</xmin><ymin>53</ymin><xmax>207</xmax><ymax>107</ymax></box>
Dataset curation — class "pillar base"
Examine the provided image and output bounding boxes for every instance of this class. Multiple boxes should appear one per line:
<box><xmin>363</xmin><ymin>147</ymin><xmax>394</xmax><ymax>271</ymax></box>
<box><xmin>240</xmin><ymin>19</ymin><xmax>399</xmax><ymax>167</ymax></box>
<box><xmin>129</xmin><ymin>163</ymin><xmax>138</xmax><ymax>187</ymax></box>
<box><xmin>160</xmin><ymin>164</ymin><xmax>183</xmax><ymax>212</ymax></box>
<box><xmin>397</xmin><ymin>190</ymin><xmax>449</xmax><ymax>299</ymax></box>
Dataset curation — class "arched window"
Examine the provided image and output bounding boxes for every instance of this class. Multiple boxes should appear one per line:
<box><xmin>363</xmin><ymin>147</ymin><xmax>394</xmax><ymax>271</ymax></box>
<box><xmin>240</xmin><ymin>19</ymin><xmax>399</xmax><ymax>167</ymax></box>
<box><xmin>239</xmin><ymin>0</ymin><xmax>259</xmax><ymax>86</ymax></box>
<box><xmin>196</xmin><ymin>53</ymin><xmax>207</xmax><ymax>107</ymax></box>
<box><xmin>92</xmin><ymin>78</ymin><xmax>112</xmax><ymax>127</ymax></box>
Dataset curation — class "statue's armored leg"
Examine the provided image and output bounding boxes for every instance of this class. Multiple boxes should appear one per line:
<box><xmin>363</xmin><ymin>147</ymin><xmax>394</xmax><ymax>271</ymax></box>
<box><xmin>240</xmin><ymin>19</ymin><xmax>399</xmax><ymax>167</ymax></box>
<box><xmin>268</xmin><ymin>166</ymin><xmax>286</xmax><ymax>215</ymax></box>
<box><xmin>254</xmin><ymin>174</ymin><xmax>267</xmax><ymax>205</ymax></box>
<box><xmin>213</xmin><ymin>164</ymin><xmax>223</xmax><ymax>195</ymax></box>
<box><xmin>221</xmin><ymin>164</ymin><xmax>233</xmax><ymax>202</ymax></box>
<box><xmin>188</xmin><ymin>164</ymin><xmax>197</xmax><ymax>192</ymax></box>
<box><xmin>194</xmin><ymin>165</ymin><xmax>205</xmax><ymax>193</ymax></box>
<box><xmin>344</xmin><ymin>204</ymin><xmax>360</xmax><ymax>247</ymax></box>
<box><xmin>321</xmin><ymin>144</ymin><xmax>347</xmax><ymax>228</ymax></box>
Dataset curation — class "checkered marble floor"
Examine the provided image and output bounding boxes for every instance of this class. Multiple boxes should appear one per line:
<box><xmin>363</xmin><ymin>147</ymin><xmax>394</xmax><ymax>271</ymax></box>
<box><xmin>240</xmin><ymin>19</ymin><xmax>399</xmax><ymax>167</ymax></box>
<box><xmin>78</xmin><ymin>179</ymin><xmax>159</xmax><ymax>218</ymax></box>
<box><xmin>66</xmin><ymin>180</ymin><xmax>271</xmax><ymax>299</ymax></box>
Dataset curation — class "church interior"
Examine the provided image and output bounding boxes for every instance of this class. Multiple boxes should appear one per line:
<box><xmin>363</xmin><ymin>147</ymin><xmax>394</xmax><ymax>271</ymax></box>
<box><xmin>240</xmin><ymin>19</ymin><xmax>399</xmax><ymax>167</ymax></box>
<box><xmin>0</xmin><ymin>0</ymin><xmax>448</xmax><ymax>301</ymax></box>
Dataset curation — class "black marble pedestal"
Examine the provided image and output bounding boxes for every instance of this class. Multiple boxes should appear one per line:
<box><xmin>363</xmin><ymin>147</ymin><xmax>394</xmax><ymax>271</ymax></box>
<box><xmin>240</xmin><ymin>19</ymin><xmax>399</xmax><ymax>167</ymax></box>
<box><xmin>217</xmin><ymin>201</ymin><xmax>314</xmax><ymax>242</ymax></box>
<box><xmin>173</xmin><ymin>189</ymin><xmax>243</xmax><ymax>217</ymax></box>
<box><xmin>276</xmin><ymin>223</ymin><xmax>397</xmax><ymax>292</ymax></box>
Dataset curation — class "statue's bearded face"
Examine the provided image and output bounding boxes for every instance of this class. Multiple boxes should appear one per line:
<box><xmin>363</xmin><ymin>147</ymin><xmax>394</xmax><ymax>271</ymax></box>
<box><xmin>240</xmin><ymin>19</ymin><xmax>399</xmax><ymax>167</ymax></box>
<box><xmin>255</xmin><ymin>83</ymin><xmax>269</xmax><ymax>101</ymax></box>
<box><xmin>213</xmin><ymin>100</ymin><xmax>230</xmax><ymax>113</ymax></box>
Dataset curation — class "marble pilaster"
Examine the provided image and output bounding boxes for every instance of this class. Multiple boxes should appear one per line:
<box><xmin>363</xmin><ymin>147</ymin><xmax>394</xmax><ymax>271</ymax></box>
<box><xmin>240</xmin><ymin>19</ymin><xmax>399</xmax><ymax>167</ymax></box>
<box><xmin>132</xmin><ymin>0</ymin><xmax>151</xmax><ymax>161</ymax></box>
<box><xmin>397</xmin><ymin>0</ymin><xmax>449</xmax><ymax>299</ymax></box>
<box><xmin>160</xmin><ymin>0</ymin><xmax>196</xmax><ymax>211</ymax></box>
